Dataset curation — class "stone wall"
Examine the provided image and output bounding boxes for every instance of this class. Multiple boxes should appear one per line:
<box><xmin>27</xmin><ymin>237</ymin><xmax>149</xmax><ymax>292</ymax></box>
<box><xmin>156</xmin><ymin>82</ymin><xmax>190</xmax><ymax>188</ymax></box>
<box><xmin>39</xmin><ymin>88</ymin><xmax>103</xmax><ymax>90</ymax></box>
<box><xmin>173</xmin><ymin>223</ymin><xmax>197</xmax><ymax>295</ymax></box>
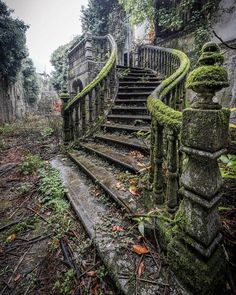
<box><xmin>0</xmin><ymin>76</ymin><xmax>27</xmax><ymax>123</ymax></box>
<box><xmin>156</xmin><ymin>0</ymin><xmax>236</xmax><ymax>108</ymax></box>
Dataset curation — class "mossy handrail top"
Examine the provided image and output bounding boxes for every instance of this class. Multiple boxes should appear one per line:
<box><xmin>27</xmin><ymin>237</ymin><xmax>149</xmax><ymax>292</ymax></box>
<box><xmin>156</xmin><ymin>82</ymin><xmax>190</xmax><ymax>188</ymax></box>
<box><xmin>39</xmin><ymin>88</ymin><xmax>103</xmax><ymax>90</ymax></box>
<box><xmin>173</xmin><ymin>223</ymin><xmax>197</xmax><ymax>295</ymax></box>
<box><xmin>141</xmin><ymin>44</ymin><xmax>190</xmax><ymax>129</ymax></box>
<box><xmin>65</xmin><ymin>34</ymin><xmax>117</xmax><ymax>111</ymax></box>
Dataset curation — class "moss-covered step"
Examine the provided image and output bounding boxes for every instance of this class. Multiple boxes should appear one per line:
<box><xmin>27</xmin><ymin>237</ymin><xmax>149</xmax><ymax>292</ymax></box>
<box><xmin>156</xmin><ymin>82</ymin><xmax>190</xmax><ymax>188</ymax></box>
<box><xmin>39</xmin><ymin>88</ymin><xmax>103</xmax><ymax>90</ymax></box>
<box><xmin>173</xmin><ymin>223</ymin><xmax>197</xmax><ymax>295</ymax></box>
<box><xmin>101</xmin><ymin>123</ymin><xmax>150</xmax><ymax>134</ymax></box>
<box><xmin>52</xmin><ymin>155</ymin><xmax>187</xmax><ymax>295</ymax></box>
<box><xmin>79</xmin><ymin>142</ymin><xmax>147</xmax><ymax>173</ymax></box>
<box><xmin>94</xmin><ymin>133</ymin><xmax>149</xmax><ymax>154</ymax></box>
<box><xmin>66</xmin><ymin>152</ymin><xmax>141</xmax><ymax>213</ymax></box>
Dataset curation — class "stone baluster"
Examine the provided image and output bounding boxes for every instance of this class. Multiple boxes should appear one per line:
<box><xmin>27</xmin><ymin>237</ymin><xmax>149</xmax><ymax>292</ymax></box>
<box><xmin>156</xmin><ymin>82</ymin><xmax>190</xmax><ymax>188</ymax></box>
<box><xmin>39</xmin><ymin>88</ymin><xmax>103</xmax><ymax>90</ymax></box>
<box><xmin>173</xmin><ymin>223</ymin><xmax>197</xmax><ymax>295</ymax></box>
<box><xmin>80</xmin><ymin>98</ymin><xmax>86</xmax><ymax>135</ymax></box>
<box><xmin>168</xmin><ymin>42</ymin><xmax>230</xmax><ymax>294</ymax></box>
<box><xmin>153</xmin><ymin>121</ymin><xmax>165</xmax><ymax>204</ymax></box>
<box><xmin>60</xmin><ymin>86</ymin><xmax>71</xmax><ymax>144</ymax></box>
<box><xmin>166</xmin><ymin>129</ymin><xmax>178</xmax><ymax>213</ymax></box>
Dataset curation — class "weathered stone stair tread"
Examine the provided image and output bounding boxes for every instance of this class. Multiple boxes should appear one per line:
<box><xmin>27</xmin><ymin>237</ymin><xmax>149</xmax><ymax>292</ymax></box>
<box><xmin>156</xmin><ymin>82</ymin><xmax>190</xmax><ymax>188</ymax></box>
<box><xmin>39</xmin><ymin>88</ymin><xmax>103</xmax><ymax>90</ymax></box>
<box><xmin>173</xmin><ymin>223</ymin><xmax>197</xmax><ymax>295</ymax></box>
<box><xmin>101</xmin><ymin>123</ymin><xmax>150</xmax><ymax>133</ymax></box>
<box><xmin>119</xmin><ymin>87</ymin><xmax>156</xmax><ymax>91</ymax></box>
<box><xmin>107</xmin><ymin>114</ymin><xmax>151</xmax><ymax>121</ymax></box>
<box><xmin>118</xmin><ymin>92</ymin><xmax>152</xmax><ymax>96</ymax></box>
<box><xmin>115</xmin><ymin>99</ymin><xmax>147</xmax><ymax>103</ymax></box>
<box><xmin>119</xmin><ymin>77</ymin><xmax>159</xmax><ymax>81</ymax></box>
<box><xmin>116</xmin><ymin>65</ymin><xmax>145</xmax><ymax>71</ymax></box>
<box><xmin>52</xmin><ymin>156</ymin><xmax>185</xmax><ymax>295</ymax></box>
<box><xmin>126</xmin><ymin>72</ymin><xmax>156</xmax><ymax>77</ymax></box>
<box><xmin>95</xmin><ymin>133</ymin><xmax>149</xmax><ymax>154</ymax></box>
<box><xmin>112</xmin><ymin>106</ymin><xmax>147</xmax><ymax>110</ymax></box>
<box><xmin>115</xmin><ymin>98</ymin><xmax>147</xmax><ymax>105</ymax></box>
<box><xmin>79</xmin><ymin>142</ymin><xmax>143</xmax><ymax>173</ymax></box>
<box><xmin>67</xmin><ymin>152</ymin><xmax>141</xmax><ymax>213</ymax></box>
<box><xmin>119</xmin><ymin>81</ymin><xmax>160</xmax><ymax>86</ymax></box>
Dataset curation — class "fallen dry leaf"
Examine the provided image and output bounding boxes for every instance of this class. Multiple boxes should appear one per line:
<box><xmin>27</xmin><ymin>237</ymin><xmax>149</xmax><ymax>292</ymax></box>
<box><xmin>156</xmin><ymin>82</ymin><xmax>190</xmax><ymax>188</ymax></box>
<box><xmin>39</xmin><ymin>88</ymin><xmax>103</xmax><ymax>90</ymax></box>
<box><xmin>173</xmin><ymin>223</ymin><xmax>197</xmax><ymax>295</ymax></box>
<box><xmin>129</xmin><ymin>185</ymin><xmax>140</xmax><ymax>196</ymax></box>
<box><xmin>137</xmin><ymin>260</ymin><xmax>145</xmax><ymax>277</ymax></box>
<box><xmin>7</xmin><ymin>233</ymin><xmax>16</xmax><ymax>241</ymax></box>
<box><xmin>132</xmin><ymin>244</ymin><xmax>150</xmax><ymax>255</ymax></box>
<box><xmin>86</xmin><ymin>270</ymin><xmax>96</xmax><ymax>277</ymax></box>
<box><xmin>14</xmin><ymin>273</ymin><xmax>22</xmax><ymax>281</ymax></box>
<box><xmin>112</xmin><ymin>225</ymin><xmax>124</xmax><ymax>232</ymax></box>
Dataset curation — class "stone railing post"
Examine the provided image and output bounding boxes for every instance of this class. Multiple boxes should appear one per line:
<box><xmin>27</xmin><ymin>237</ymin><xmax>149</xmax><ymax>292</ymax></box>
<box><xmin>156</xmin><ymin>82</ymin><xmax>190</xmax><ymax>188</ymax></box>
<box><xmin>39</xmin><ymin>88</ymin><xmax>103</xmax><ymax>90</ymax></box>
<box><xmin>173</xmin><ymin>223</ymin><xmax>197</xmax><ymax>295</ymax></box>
<box><xmin>85</xmin><ymin>33</ymin><xmax>93</xmax><ymax>61</ymax></box>
<box><xmin>60</xmin><ymin>86</ymin><xmax>71</xmax><ymax>144</ymax></box>
<box><xmin>168</xmin><ymin>42</ymin><xmax>230</xmax><ymax>294</ymax></box>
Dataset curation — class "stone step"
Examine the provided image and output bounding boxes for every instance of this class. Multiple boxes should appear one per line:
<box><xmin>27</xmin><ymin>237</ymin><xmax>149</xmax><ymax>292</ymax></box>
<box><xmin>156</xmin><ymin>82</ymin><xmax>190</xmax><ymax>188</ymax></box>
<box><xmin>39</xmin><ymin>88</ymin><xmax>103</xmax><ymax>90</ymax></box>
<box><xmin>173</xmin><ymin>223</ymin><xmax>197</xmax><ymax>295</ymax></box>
<box><xmin>125</xmin><ymin>72</ymin><xmax>156</xmax><ymax>77</ymax></box>
<box><xmin>118</xmin><ymin>86</ymin><xmax>156</xmax><ymax>93</ymax></box>
<box><xmin>117</xmin><ymin>93</ymin><xmax>151</xmax><ymax>100</ymax></box>
<box><xmin>94</xmin><ymin>134</ymin><xmax>149</xmax><ymax>154</ymax></box>
<box><xmin>116</xmin><ymin>65</ymin><xmax>146</xmax><ymax>71</ymax></box>
<box><xmin>79</xmin><ymin>142</ymin><xmax>143</xmax><ymax>173</ymax></box>
<box><xmin>119</xmin><ymin>76</ymin><xmax>159</xmax><ymax>82</ymax></box>
<box><xmin>107</xmin><ymin>114</ymin><xmax>151</xmax><ymax>124</ymax></box>
<box><xmin>101</xmin><ymin>123</ymin><xmax>150</xmax><ymax>134</ymax></box>
<box><xmin>111</xmin><ymin>106</ymin><xmax>148</xmax><ymax>115</ymax></box>
<box><xmin>114</xmin><ymin>99</ymin><xmax>147</xmax><ymax>106</ymax></box>
<box><xmin>119</xmin><ymin>81</ymin><xmax>160</xmax><ymax>87</ymax></box>
<box><xmin>65</xmin><ymin>153</ymin><xmax>140</xmax><ymax>213</ymax></box>
<box><xmin>52</xmin><ymin>155</ymin><xmax>185</xmax><ymax>295</ymax></box>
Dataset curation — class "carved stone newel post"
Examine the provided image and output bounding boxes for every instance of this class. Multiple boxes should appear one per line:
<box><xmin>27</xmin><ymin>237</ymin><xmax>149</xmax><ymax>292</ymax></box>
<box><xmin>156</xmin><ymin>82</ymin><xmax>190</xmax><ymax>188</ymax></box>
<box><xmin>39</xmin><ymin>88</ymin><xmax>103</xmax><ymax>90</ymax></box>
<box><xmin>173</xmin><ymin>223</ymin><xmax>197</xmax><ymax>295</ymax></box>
<box><xmin>60</xmin><ymin>86</ymin><xmax>70</xmax><ymax>144</ymax></box>
<box><xmin>168</xmin><ymin>43</ymin><xmax>230</xmax><ymax>294</ymax></box>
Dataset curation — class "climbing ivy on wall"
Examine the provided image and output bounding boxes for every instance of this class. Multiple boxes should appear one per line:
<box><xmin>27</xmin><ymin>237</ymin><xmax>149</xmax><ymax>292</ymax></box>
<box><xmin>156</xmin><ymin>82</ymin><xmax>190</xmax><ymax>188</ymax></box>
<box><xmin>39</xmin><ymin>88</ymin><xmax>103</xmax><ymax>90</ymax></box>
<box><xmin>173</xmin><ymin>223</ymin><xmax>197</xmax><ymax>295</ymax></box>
<box><xmin>118</xmin><ymin>0</ymin><xmax>155</xmax><ymax>25</ymax></box>
<box><xmin>119</xmin><ymin>0</ymin><xmax>221</xmax><ymax>56</ymax></box>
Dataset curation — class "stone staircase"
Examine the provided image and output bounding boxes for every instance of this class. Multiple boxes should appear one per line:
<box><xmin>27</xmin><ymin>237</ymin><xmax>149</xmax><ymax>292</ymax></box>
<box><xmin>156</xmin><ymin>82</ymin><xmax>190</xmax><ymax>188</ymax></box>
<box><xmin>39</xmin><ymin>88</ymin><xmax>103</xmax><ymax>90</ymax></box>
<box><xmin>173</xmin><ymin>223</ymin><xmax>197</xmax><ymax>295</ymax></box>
<box><xmin>69</xmin><ymin>66</ymin><xmax>159</xmax><ymax>214</ymax></box>
<box><xmin>52</xmin><ymin>65</ymin><xmax>187</xmax><ymax>294</ymax></box>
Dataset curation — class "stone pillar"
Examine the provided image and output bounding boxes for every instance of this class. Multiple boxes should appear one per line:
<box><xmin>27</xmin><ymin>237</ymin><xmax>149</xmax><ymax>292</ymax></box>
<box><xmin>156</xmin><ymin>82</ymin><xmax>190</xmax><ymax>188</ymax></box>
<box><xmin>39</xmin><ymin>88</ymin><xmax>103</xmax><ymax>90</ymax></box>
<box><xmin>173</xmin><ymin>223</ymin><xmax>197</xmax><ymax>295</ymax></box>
<box><xmin>85</xmin><ymin>33</ymin><xmax>93</xmax><ymax>61</ymax></box>
<box><xmin>168</xmin><ymin>42</ymin><xmax>230</xmax><ymax>294</ymax></box>
<box><xmin>60</xmin><ymin>86</ymin><xmax>71</xmax><ymax>144</ymax></box>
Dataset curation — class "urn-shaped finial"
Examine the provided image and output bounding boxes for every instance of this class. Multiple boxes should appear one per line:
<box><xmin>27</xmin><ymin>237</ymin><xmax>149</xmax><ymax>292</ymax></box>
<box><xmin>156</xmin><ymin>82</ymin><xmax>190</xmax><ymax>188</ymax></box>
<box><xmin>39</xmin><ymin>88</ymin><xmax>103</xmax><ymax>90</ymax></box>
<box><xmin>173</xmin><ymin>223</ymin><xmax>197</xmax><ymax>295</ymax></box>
<box><xmin>186</xmin><ymin>42</ymin><xmax>229</xmax><ymax>108</ymax></box>
<box><xmin>60</xmin><ymin>86</ymin><xmax>70</xmax><ymax>103</ymax></box>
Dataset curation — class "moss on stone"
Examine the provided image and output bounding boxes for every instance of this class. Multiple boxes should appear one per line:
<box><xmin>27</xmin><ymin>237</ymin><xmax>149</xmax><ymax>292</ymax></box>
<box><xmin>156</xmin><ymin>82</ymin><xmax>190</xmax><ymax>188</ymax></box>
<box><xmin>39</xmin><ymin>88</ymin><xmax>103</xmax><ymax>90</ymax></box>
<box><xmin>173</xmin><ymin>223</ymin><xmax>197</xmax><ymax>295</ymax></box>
<box><xmin>147</xmin><ymin>97</ymin><xmax>182</xmax><ymax>130</ymax></box>
<box><xmin>65</xmin><ymin>42</ymin><xmax>117</xmax><ymax>111</ymax></box>
<box><xmin>186</xmin><ymin>65</ymin><xmax>229</xmax><ymax>91</ymax></box>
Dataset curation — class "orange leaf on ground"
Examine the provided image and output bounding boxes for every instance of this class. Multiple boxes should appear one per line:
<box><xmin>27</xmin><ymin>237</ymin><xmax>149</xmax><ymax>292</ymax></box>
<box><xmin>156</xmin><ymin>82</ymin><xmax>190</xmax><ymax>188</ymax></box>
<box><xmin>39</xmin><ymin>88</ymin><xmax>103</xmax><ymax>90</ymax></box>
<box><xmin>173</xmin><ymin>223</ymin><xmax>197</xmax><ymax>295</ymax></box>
<box><xmin>14</xmin><ymin>273</ymin><xmax>22</xmax><ymax>281</ymax></box>
<box><xmin>132</xmin><ymin>244</ymin><xmax>150</xmax><ymax>255</ymax></box>
<box><xmin>138</xmin><ymin>260</ymin><xmax>145</xmax><ymax>277</ymax></box>
<box><xmin>86</xmin><ymin>271</ymin><xmax>96</xmax><ymax>277</ymax></box>
<box><xmin>112</xmin><ymin>225</ymin><xmax>124</xmax><ymax>232</ymax></box>
<box><xmin>7</xmin><ymin>233</ymin><xmax>16</xmax><ymax>241</ymax></box>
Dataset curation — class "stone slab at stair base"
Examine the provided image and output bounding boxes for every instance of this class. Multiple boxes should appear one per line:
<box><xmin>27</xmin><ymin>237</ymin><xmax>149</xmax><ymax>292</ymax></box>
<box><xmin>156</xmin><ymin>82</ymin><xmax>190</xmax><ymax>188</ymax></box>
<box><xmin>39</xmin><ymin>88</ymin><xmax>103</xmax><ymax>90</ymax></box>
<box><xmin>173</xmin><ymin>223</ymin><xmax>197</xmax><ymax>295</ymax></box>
<box><xmin>51</xmin><ymin>155</ymin><xmax>188</xmax><ymax>295</ymax></box>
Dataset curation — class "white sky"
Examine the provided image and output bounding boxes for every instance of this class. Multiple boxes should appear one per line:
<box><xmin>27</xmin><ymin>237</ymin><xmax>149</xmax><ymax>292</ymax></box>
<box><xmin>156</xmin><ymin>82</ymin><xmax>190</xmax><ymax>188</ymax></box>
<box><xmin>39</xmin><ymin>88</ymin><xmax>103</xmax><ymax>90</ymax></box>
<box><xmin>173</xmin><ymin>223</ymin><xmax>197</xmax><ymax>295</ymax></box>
<box><xmin>4</xmin><ymin>0</ymin><xmax>88</xmax><ymax>74</ymax></box>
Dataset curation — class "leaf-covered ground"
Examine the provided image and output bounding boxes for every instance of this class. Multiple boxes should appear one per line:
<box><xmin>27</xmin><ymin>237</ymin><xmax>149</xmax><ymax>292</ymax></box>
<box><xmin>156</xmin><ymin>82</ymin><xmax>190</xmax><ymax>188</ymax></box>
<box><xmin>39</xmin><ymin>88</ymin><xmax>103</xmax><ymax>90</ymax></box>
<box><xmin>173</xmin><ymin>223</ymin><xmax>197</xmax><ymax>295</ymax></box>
<box><xmin>0</xmin><ymin>115</ymin><xmax>115</xmax><ymax>295</ymax></box>
<box><xmin>0</xmin><ymin>116</ymin><xmax>235</xmax><ymax>294</ymax></box>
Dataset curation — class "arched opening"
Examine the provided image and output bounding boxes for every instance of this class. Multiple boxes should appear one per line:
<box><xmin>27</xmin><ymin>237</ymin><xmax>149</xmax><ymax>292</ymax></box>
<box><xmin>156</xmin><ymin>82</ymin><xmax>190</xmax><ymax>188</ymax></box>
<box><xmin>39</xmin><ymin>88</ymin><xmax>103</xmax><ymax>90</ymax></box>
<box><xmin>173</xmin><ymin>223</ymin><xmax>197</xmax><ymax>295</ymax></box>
<box><xmin>72</xmin><ymin>79</ymin><xmax>83</xmax><ymax>95</ymax></box>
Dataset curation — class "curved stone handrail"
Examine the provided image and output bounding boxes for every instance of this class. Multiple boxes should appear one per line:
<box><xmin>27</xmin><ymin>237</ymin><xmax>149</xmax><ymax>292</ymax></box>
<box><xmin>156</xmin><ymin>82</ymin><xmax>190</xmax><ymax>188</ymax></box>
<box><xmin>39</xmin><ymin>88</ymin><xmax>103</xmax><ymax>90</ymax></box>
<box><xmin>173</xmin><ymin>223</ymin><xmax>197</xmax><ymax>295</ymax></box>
<box><xmin>138</xmin><ymin>44</ymin><xmax>190</xmax><ymax>211</ymax></box>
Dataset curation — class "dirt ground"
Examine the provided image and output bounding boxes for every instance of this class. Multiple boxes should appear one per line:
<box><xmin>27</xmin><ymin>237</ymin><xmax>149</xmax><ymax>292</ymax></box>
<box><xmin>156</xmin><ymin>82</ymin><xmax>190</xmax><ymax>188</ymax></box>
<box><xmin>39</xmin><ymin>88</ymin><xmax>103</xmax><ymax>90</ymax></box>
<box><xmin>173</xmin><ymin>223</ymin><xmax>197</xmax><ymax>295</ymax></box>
<box><xmin>0</xmin><ymin>115</ymin><xmax>115</xmax><ymax>295</ymax></box>
<box><xmin>0</xmin><ymin>115</ymin><xmax>236</xmax><ymax>295</ymax></box>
